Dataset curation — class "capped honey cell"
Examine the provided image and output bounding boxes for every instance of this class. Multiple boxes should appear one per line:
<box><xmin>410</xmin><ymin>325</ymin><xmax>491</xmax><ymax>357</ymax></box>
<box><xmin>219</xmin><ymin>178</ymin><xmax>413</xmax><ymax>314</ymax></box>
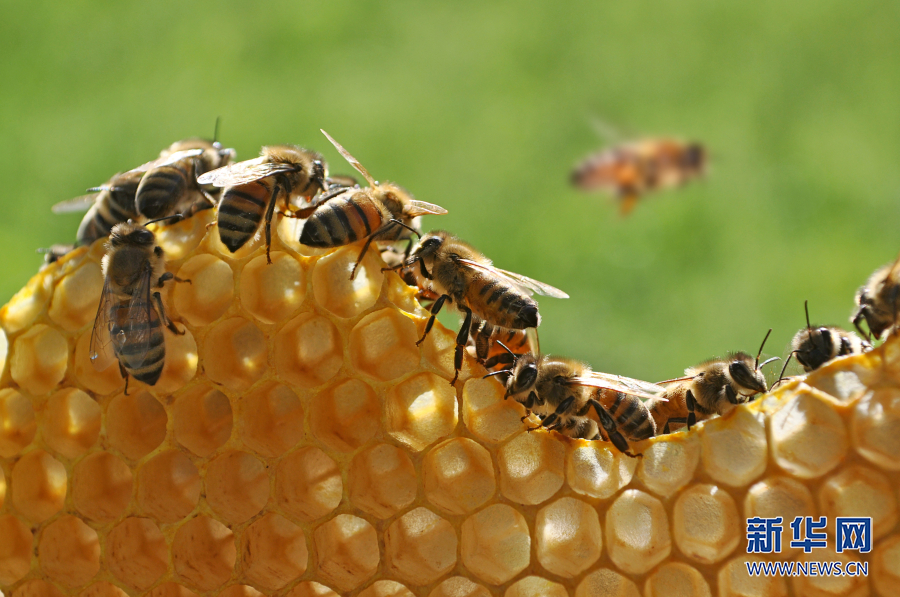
<box><xmin>424</xmin><ymin>437</ymin><xmax>496</xmax><ymax>515</ymax></box>
<box><xmin>358</xmin><ymin>581</ymin><xmax>414</xmax><ymax>597</ymax></box>
<box><xmin>462</xmin><ymin>377</ymin><xmax>525</xmax><ymax>444</ymax></box>
<box><xmin>535</xmin><ymin>497</ymin><xmax>603</xmax><ymax>577</ymax></box>
<box><xmin>460</xmin><ymin>504</ymin><xmax>530</xmax><ymax>585</ymax></box>
<box><xmin>769</xmin><ymin>389</ymin><xmax>848</xmax><ymax>479</ymax></box>
<box><xmin>428</xmin><ymin>577</ymin><xmax>490</xmax><ymax>597</ymax></box>
<box><xmin>636</xmin><ymin>432</ymin><xmax>700</xmax><ymax>498</ymax></box>
<box><xmin>605</xmin><ymin>489</ymin><xmax>671</xmax><ymax>575</ymax></box>
<box><xmin>506</xmin><ymin>577</ymin><xmax>568</xmax><ymax>597</ymax></box>
<box><xmin>566</xmin><ymin>442</ymin><xmax>637</xmax><ymax>500</ymax></box>
<box><xmin>672</xmin><ymin>484</ymin><xmax>741</xmax><ymax>564</ymax></box>
<box><xmin>575</xmin><ymin>568</ymin><xmax>641</xmax><ymax>597</ymax></box>
<box><xmin>498</xmin><ymin>431</ymin><xmax>565</xmax><ymax>505</ymax></box>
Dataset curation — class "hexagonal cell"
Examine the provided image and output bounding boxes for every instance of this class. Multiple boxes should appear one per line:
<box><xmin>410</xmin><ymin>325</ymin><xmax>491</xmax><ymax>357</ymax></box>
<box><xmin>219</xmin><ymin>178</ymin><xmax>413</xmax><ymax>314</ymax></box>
<box><xmin>819</xmin><ymin>466</ymin><xmax>898</xmax><ymax>540</ymax></box>
<box><xmin>313</xmin><ymin>514</ymin><xmax>379</xmax><ymax>592</ymax></box>
<box><xmin>2</xmin><ymin>269</ymin><xmax>53</xmax><ymax>334</ymax></box>
<box><xmin>424</xmin><ymin>437</ymin><xmax>495</xmax><ymax>515</ymax></box>
<box><xmin>462</xmin><ymin>377</ymin><xmax>525</xmax><ymax>444</ymax></box>
<box><xmin>239</xmin><ymin>381</ymin><xmax>304</xmax><ymax>457</ymax></box>
<box><xmin>218</xmin><ymin>586</ymin><xmax>264</xmax><ymax>597</ymax></box>
<box><xmin>172</xmin><ymin>515</ymin><xmax>236</xmax><ymax>592</ymax></box>
<box><xmin>498</xmin><ymin>431</ymin><xmax>565</xmax><ymax>505</ymax></box>
<box><xmin>873</xmin><ymin>533</ymin><xmax>900</xmax><ymax>597</ymax></box>
<box><xmin>744</xmin><ymin>476</ymin><xmax>815</xmax><ymax>560</ymax></box>
<box><xmin>790</xmin><ymin>543</ymin><xmax>868</xmax><ymax>597</ymax></box>
<box><xmin>428</xmin><ymin>577</ymin><xmax>491</xmax><ymax>597</ymax></box>
<box><xmin>273</xmin><ymin>312</ymin><xmax>343</xmax><ymax>389</ymax></box>
<box><xmin>152</xmin><ymin>326</ymin><xmax>199</xmax><ymax>395</ymax></box>
<box><xmin>173</xmin><ymin>254</ymin><xmax>234</xmax><ymax>326</ymax></box>
<box><xmin>275</xmin><ymin>446</ymin><xmax>342</xmax><ymax>522</ymax></box>
<box><xmin>718</xmin><ymin>555</ymin><xmax>788</xmax><ymax>597</ymax></box>
<box><xmin>309</xmin><ymin>377</ymin><xmax>380</xmax><ymax>452</ymax></box>
<box><xmin>43</xmin><ymin>388</ymin><xmax>101</xmax><ymax>458</ymax></box>
<box><xmin>202</xmin><ymin>317</ymin><xmax>267</xmax><ymax>392</ymax></box>
<box><xmin>357</xmin><ymin>581</ymin><xmax>413</xmax><ymax>597</ymax></box>
<box><xmin>38</xmin><ymin>515</ymin><xmax>100</xmax><ymax>587</ymax></box>
<box><xmin>852</xmin><ymin>387</ymin><xmax>900</xmax><ymax>470</ymax></box>
<box><xmin>74</xmin><ymin>328</ymin><xmax>124</xmax><ymax>395</ymax></box>
<box><xmin>284</xmin><ymin>582</ymin><xmax>340</xmax><ymax>597</ymax></box>
<box><xmin>0</xmin><ymin>514</ymin><xmax>32</xmax><ymax>585</ymax></box>
<box><xmin>536</xmin><ymin>496</ymin><xmax>603</xmax><ymax>578</ymax></box>
<box><xmin>575</xmin><ymin>568</ymin><xmax>641</xmax><ymax>597</ymax></box>
<box><xmin>386</xmin><ymin>372</ymin><xmax>458</xmax><ymax>451</ymax></box>
<box><xmin>637</xmin><ymin>432</ymin><xmax>700</xmax><ymax>498</ymax></box>
<box><xmin>48</xmin><ymin>261</ymin><xmax>103</xmax><ymax>332</ymax></box>
<box><xmin>241</xmin><ymin>513</ymin><xmax>308</xmax><ymax>591</ymax></box>
<box><xmin>384</xmin><ymin>507</ymin><xmax>457</xmax><ymax>585</ymax></box>
<box><xmin>420</xmin><ymin>323</ymin><xmax>462</xmax><ymax>380</ymax></box>
<box><xmin>11</xmin><ymin>449</ymin><xmax>66</xmax><ymax>523</ymax></box>
<box><xmin>699</xmin><ymin>407</ymin><xmax>767</xmax><ymax>487</ymax></box>
<box><xmin>154</xmin><ymin>211</ymin><xmax>209</xmax><ymax>260</ymax></box>
<box><xmin>644</xmin><ymin>563</ymin><xmax>711</xmax><ymax>597</ymax></box>
<box><xmin>146</xmin><ymin>582</ymin><xmax>200</xmax><ymax>597</ymax></box>
<box><xmin>10</xmin><ymin>580</ymin><xmax>66</xmax><ymax>597</ymax></box>
<box><xmin>769</xmin><ymin>389</ymin><xmax>848</xmax><ymax>479</ymax></box>
<box><xmin>137</xmin><ymin>450</ymin><xmax>201</xmax><ymax>523</ymax></box>
<box><xmin>73</xmin><ymin>452</ymin><xmax>132</xmax><ymax>522</ymax></box>
<box><xmin>239</xmin><ymin>252</ymin><xmax>306</xmax><ymax>324</ymax></box>
<box><xmin>106</xmin><ymin>517</ymin><xmax>168</xmax><ymax>591</ymax></box>
<box><xmin>106</xmin><ymin>390</ymin><xmax>167</xmax><ymax>460</ymax></box>
<box><xmin>672</xmin><ymin>484</ymin><xmax>740</xmax><ymax>564</ymax></box>
<box><xmin>78</xmin><ymin>581</ymin><xmax>129</xmax><ymax>597</ymax></box>
<box><xmin>349</xmin><ymin>308</ymin><xmax>420</xmax><ymax>382</ymax></box>
<box><xmin>0</xmin><ymin>388</ymin><xmax>35</xmax><ymax>457</ymax></box>
<box><xmin>505</xmin><ymin>577</ymin><xmax>568</xmax><ymax>597</ymax></box>
<box><xmin>11</xmin><ymin>323</ymin><xmax>67</xmax><ymax>395</ymax></box>
<box><xmin>460</xmin><ymin>503</ymin><xmax>530</xmax><ymax>585</ymax></box>
<box><xmin>605</xmin><ymin>489</ymin><xmax>671</xmax><ymax>575</ymax></box>
<box><xmin>206</xmin><ymin>450</ymin><xmax>269</xmax><ymax>524</ymax></box>
<box><xmin>348</xmin><ymin>443</ymin><xmax>417</xmax><ymax>519</ymax></box>
<box><xmin>312</xmin><ymin>245</ymin><xmax>383</xmax><ymax>318</ymax></box>
<box><xmin>807</xmin><ymin>366</ymin><xmax>868</xmax><ymax>403</ymax></box>
<box><xmin>173</xmin><ymin>384</ymin><xmax>232</xmax><ymax>457</ymax></box>
<box><xmin>566</xmin><ymin>441</ymin><xmax>637</xmax><ymax>499</ymax></box>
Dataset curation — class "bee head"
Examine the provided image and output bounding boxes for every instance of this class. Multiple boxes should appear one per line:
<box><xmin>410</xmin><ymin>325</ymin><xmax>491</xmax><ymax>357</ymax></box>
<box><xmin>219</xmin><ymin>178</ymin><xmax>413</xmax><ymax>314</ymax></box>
<box><xmin>109</xmin><ymin>222</ymin><xmax>155</xmax><ymax>248</ymax></box>
<box><xmin>506</xmin><ymin>353</ymin><xmax>539</xmax><ymax>398</ymax></box>
<box><xmin>684</xmin><ymin>143</ymin><xmax>706</xmax><ymax>170</ymax></box>
<box><xmin>310</xmin><ymin>159</ymin><xmax>327</xmax><ymax>188</ymax></box>
<box><xmin>411</xmin><ymin>232</ymin><xmax>446</xmax><ymax>260</ymax></box>
<box><xmin>727</xmin><ymin>353</ymin><xmax>768</xmax><ymax>396</ymax></box>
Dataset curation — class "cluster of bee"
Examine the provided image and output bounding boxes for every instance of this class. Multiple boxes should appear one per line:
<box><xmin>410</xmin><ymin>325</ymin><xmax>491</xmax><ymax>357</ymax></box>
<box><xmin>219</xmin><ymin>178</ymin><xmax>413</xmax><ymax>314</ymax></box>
<box><xmin>47</xmin><ymin>125</ymin><xmax>900</xmax><ymax>456</ymax></box>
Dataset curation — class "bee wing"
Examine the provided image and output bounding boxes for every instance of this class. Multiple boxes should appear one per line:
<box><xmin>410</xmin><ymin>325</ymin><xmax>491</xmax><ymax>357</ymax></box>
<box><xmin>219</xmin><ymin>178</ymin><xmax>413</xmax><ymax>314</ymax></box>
<box><xmin>567</xmin><ymin>371</ymin><xmax>667</xmax><ymax>401</ymax></box>
<box><xmin>405</xmin><ymin>200</ymin><xmax>449</xmax><ymax>217</ymax></box>
<box><xmin>196</xmin><ymin>157</ymin><xmax>294</xmax><ymax>187</ymax></box>
<box><xmin>455</xmin><ymin>258</ymin><xmax>569</xmax><ymax>299</ymax></box>
<box><xmin>89</xmin><ymin>278</ymin><xmax>117</xmax><ymax>372</ymax></box>
<box><xmin>51</xmin><ymin>193</ymin><xmax>99</xmax><ymax>214</ymax></box>
<box><xmin>320</xmin><ymin>129</ymin><xmax>377</xmax><ymax>188</ymax></box>
<box><xmin>117</xmin><ymin>265</ymin><xmax>158</xmax><ymax>370</ymax></box>
<box><xmin>326</xmin><ymin>174</ymin><xmax>358</xmax><ymax>188</ymax></box>
<box><xmin>128</xmin><ymin>149</ymin><xmax>205</xmax><ymax>173</ymax></box>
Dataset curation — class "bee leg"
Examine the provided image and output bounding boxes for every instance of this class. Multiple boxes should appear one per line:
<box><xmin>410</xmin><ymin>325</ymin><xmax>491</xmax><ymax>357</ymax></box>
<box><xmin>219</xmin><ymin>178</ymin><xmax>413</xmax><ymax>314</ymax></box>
<box><xmin>450</xmin><ymin>308</ymin><xmax>474</xmax><ymax>385</ymax></box>
<box><xmin>418</xmin><ymin>295</ymin><xmax>450</xmax><ymax>346</ymax></box>
<box><xmin>418</xmin><ymin>258</ymin><xmax>432</xmax><ymax>280</ymax></box>
<box><xmin>350</xmin><ymin>222</ymin><xmax>395</xmax><ymax>281</ymax></box>
<box><xmin>589</xmin><ymin>398</ymin><xmax>634</xmax><ymax>455</ymax></box>
<box><xmin>685</xmin><ymin>389</ymin><xmax>698</xmax><ymax>430</ymax></box>
<box><xmin>153</xmin><ymin>291</ymin><xmax>185</xmax><ymax>336</ymax></box>
<box><xmin>263</xmin><ymin>183</ymin><xmax>282</xmax><ymax>265</ymax></box>
<box><xmin>724</xmin><ymin>384</ymin><xmax>740</xmax><ymax>405</ymax></box>
<box><xmin>120</xmin><ymin>363</ymin><xmax>130</xmax><ymax>396</ymax></box>
<box><xmin>662</xmin><ymin>418</ymin><xmax>687</xmax><ymax>434</ymax></box>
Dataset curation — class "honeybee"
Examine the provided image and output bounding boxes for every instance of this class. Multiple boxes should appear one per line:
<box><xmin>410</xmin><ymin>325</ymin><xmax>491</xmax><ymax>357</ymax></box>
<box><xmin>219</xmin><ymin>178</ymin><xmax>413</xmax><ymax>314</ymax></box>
<box><xmin>496</xmin><ymin>349</ymin><xmax>665</xmax><ymax>456</ymax></box>
<box><xmin>789</xmin><ymin>301</ymin><xmax>871</xmax><ymax>373</ymax></box>
<box><xmin>52</xmin><ymin>170</ymin><xmax>144</xmax><ymax>246</ymax></box>
<box><xmin>852</xmin><ymin>254</ymin><xmax>900</xmax><ymax>341</ymax></box>
<box><xmin>470</xmin><ymin>318</ymin><xmax>537</xmax><ymax>374</ymax></box>
<box><xmin>297</xmin><ymin>130</ymin><xmax>449</xmax><ymax>279</ymax></box>
<box><xmin>90</xmin><ymin>219</ymin><xmax>187</xmax><ymax>393</ymax></box>
<box><xmin>384</xmin><ymin>230</ymin><xmax>569</xmax><ymax>384</ymax></box>
<box><xmin>650</xmin><ymin>330</ymin><xmax>779</xmax><ymax>434</ymax></box>
<box><xmin>197</xmin><ymin>145</ymin><xmax>328</xmax><ymax>263</ymax></box>
<box><xmin>134</xmin><ymin>138</ymin><xmax>236</xmax><ymax>220</ymax></box>
<box><xmin>571</xmin><ymin>138</ymin><xmax>706</xmax><ymax>215</ymax></box>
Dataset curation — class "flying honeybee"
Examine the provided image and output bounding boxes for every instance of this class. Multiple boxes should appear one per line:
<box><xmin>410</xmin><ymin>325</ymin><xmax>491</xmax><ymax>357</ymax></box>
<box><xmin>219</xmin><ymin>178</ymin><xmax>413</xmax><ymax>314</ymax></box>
<box><xmin>197</xmin><ymin>145</ymin><xmax>328</xmax><ymax>263</ymax></box>
<box><xmin>384</xmin><ymin>230</ymin><xmax>568</xmax><ymax>384</ymax></box>
<box><xmin>495</xmin><ymin>349</ymin><xmax>665</xmax><ymax>456</ymax></box>
<box><xmin>788</xmin><ymin>301</ymin><xmax>871</xmax><ymax>373</ymax></box>
<box><xmin>852</xmin><ymin>253</ymin><xmax>900</xmax><ymax>341</ymax></box>
<box><xmin>52</xmin><ymin>169</ymin><xmax>144</xmax><ymax>246</ymax></box>
<box><xmin>90</xmin><ymin>219</ymin><xmax>187</xmax><ymax>392</ymax></box>
<box><xmin>134</xmin><ymin>138</ymin><xmax>236</xmax><ymax>220</ymax></box>
<box><xmin>296</xmin><ymin>130</ymin><xmax>449</xmax><ymax>279</ymax></box>
<box><xmin>571</xmin><ymin>138</ymin><xmax>706</xmax><ymax>215</ymax></box>
<box><xmin>650</xmin><ymin>330</ymin><xmax>778</xmax><ymax>434</ymax></box>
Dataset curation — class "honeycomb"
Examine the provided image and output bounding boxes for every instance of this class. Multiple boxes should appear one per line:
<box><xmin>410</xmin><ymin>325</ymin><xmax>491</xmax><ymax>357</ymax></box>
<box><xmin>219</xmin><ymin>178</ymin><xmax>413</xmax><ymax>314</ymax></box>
<box><xmin>1</xmin><ymin>207</ymin><xmax>899</xmax><ymax>596</ymax></box>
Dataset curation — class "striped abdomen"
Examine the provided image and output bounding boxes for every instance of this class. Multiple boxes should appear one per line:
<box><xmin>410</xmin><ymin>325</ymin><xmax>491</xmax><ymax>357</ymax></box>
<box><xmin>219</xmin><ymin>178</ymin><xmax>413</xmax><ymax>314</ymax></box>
<box><xmin>76</xmin><ymin>184</ymin><xmax>140</xmax><ymax>246</ymax></box>
<box><xmin>471</xmin><ymin>318</ymin><xmax>533</xmax><ymax>372</ymax></box>
<box><xmin>466</xmin><ymin>276</ymin><xmax>539</xmax><ymax>330</ymax></box>
<box><xmin>136</xmin><ymin>164</ymin><xmax>190</xmax><ymax>219</ymax></box>
<box><xmin>218</xmin><ymin>181</ymin><xmax>270</xmax><ymax>253</ymax></box>
<box><xmin>597</xmin><ymin>390</ymin><xmax>656</xmax><ymax>442</ymax></box>
<box><xmin>110</xmin><ymin>299</ymin><xmax>166</xmax><ymax>386</ymax></box>
<box><xmin>299</xmin><ymin>191</ymin><xmax>385</xmax><ymax>248</ymax></box>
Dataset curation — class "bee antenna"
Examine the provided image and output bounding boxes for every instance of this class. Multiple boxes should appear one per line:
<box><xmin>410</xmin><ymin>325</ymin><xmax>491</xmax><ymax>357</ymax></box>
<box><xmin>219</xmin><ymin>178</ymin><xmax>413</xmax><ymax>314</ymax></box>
<box><xmin>389</xmin><ymin>219</ymin><xmax>420</xmax><ymax>240</ymax></box>
<box><xmin>496</xmin><ymin>341</ymin><xmax>516</xmax><ymax>358</ymax></box>
<box><xmin>759</xmin><ymin>356</ymin><xmax>780</xmax><ymax>369</ymax></box>
<box><xmin>145</xmin><ymin>214</ymin><xmax>183</xmax><ymax>227</ymax></box>
<box><xmin>213</xmin><ymin>116</ymin><xmax>221</xmax><ymax>144</ymax></box>
<box><xmin>755</xmin><ymin>328</ymin><xmax>773</xmax><ymax>370</ymax></box>
<box><xmin>804</xmin><ymin>300</ymin><xmax>812</xmax><ymax>333</ymax></box>
<box><xmin>774</xmin><ymin>351</ymin><xmax>797</xmax><ymax>389</ymax></box>
<box><xmin>483</xmin><ymin>370</ymin><xmax>508</xmax><ymax>379</ymax></box>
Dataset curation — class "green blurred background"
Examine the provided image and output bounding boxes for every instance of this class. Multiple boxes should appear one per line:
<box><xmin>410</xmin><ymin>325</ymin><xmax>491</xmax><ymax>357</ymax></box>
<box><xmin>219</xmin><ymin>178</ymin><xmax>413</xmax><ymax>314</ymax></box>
<box><xmin>1</xmin><ymin>0</ymin><xmax>898</xmax><ymax>382</ymax></box>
